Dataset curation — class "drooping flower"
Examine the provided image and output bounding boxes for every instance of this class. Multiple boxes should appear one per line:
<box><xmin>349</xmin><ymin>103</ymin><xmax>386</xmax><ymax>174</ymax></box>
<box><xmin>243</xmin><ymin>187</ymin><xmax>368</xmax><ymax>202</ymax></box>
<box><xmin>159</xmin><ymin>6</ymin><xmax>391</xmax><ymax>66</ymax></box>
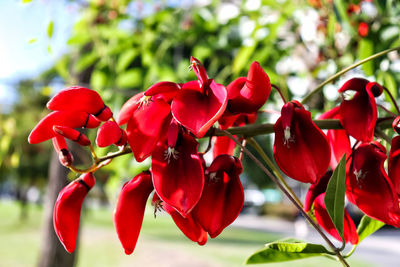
<box><xmin>273</xmin><ymin>100</ymin><xmax>331</xmax><ymax>184</ymax></box>
<box><xmin>319</xmin><ymin>107</ymin><xmax>351</xmax><ymax>170</ymax></box>
<box><xmin>226</xmin><ymin>61</ymin><xmax>271</xmax><ymax>114</ymax></box>
<box><xmin>388</xmin><ymin>136</ymin><xmax>400</xmax><ymax>197</ymax></box>
<box><xmin>338</xmin><ymin>78</ymin><xmax>383</xmax><ymax>142</ymax></box>
<box><xmin>192</xmin><ymin>155</ymin><xmax>244</xmax><ymax>238</ymax></box>
<box><xmin>171</xmin><ymin>57</ymin><xmax>228</xmax><ymax>138</ymax></box>
<box><xmin>53</xmin><ymin>173</ymin><xmax>96</xmax><ymax>253</ymax></box>
<box><xmin>151</xmin><ymin>129</ymin><xmax>204</xmax><ymax>217</ymax></box>
<box><xmin>113</xmin><ymin>171</ymin><xmax>153</xmax><ymax>255</ymax></box>
<box><xmin>304</xmin><ymin>170</ymin><xmax>332</xmax><ymax>212</ymax></box>
<box><xmin>348</xmin><ymin>142</ymin><xmax>400</xmax><ymax>227</ymax></box>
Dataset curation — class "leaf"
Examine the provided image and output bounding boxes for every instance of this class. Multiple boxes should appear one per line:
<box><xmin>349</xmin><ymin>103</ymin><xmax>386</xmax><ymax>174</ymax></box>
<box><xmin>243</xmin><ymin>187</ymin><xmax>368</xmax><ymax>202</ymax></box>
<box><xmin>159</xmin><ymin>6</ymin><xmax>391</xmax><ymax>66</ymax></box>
<box><xmin>73</xmin><ymin>52</ymin><xmax>98</xmax><ymax>72</ymax></box>
<box><xmin>358</xmin><ymin>39</ymin><xmax>374</xmax><ymax>76</ymax></box>
<box><xmin>28</xmin><ymin>38</ymin><xmax>37</xmax><ymax>44</ymax></box>
<box><xmin>116</xmin><ymin>49</ymin><xmax>138</xmax><ymax>73</ymax></box>
<box><xmin>357</xmin><ymin>215</ymin><xmax>385</xmax><ymax>243</ymax></box>
<box><xmin>116</xmin><ymin>69</ymin><xmax>142</xmax><ymax>89</ymax></box>
<box><xmin>90</xmin><ymin>70</ymin><xmax>108</xmax><ymax>90</ymax></box>
<box><xmin>246</xmin><ymin>240</ymin><xmax>330</xmax><ymax>264</ymax></box>
<box><xmin>22</xmin><ymin>0</ymin><xmax>33</xmax><ymax>3</ymax></box>
<box><xmin>324</xmin><ymin>154</ymin><xmax>347</xmax><ymax>242</ymax></box>
<box><xmin>47</xmin><ymin>21</ymin><xmax>54</xmax><ymax>39</ymax></box>
<box><xmin>233</xmin><ymin>45</ymin><xmax>256</xmax><ymax>75</ymax></box>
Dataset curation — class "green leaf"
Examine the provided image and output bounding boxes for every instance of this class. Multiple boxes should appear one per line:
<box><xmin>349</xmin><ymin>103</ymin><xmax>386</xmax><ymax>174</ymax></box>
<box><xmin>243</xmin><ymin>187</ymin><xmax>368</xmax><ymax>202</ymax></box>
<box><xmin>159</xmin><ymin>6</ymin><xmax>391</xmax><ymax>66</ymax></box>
<box><xmin>90</xmin><ymin>70</ymin><xmax>108</xmax><ymax>90</ymax></box>
<box><xmin>28</xmin><ymin>38</ymin><xmax>37</xmax><ymax>44</ymax></box>
<box><xmin>116</xmin><ymin>49</ymin><xmax>138</xmax><ymax>73</ymax></box>
<box><xmin>246</xmin><ymin>241</ymin><xmax>330</xmax><ymax>264</ymax></box>
<box><xmin>22</xmin><ymin>0</ymin><xmax>33</xmax><ymax>3</ymax></box>
<box><xmin>324</xmin><ymin>154</ymin><xmax>347</xmax><ymax>242</ymax></box>
<box><xmin>116</xmin><ymin>69</ymin><xmax>142</xmax><ymax>89</ymax></box>
<box><xmin>47</xmin><ymin>21</ymin><xmax>54</xmax><ymax>39</ymax></box>
<box><xmin>357</xmin><ymin>215</ymin><xmax>385</xmax><ymax>243</ymax></box>
<box><xmin>233</xmin><ymin>45</ymin><xmax>256</xmax><ymax>75</ymax></box>
<box><xmin>74</xmin><ymin>52</ymin><xmax>98</xmax><ymax>72</ymax></box>
<box><xmin>358</xmin><ymin>39</ymin><xmax>374</xmax><ymax>76</ymax></box>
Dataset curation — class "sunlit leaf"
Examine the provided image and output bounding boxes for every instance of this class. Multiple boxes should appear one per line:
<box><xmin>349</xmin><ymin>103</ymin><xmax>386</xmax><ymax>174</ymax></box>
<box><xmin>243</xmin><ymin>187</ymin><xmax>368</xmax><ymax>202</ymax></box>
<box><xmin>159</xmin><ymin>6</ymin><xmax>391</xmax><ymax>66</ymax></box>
<box><xmin>116</xmin><ymin>69</ymin><xmax>142</xmax><ymax>89</ymax></box>
<box><xmin>358</xmin><ymin>39</ymin><xmax>374</xmax><ymax>76</ymax></box>
<box><xmin>28</xmin><ymin>38</ymin><xmax>37</xmax><ymax>44</ymax></box>
<box><xmin>357</xmin><ymin>215</ymin><xmax>385</xmax><ymax>243</ymax></box>
<box><xmin>246</xmin><ymin>240</ymin><xmax>330</xmax><ymax>264</ymax></box>
<box><xmin>47</xmin><ymin>21</ymin><xmax>54</xmax><ymax>39</ymax></box>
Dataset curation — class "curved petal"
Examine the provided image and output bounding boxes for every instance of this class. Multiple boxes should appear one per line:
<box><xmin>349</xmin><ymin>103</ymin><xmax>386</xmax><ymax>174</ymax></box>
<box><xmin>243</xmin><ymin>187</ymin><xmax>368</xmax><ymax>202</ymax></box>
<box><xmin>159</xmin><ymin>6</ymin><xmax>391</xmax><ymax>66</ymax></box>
<box><xmin>28</xmin><ymin>111</ymin><xmax>100</xmax><ymax>144</ymax></box>
<box><xmin>126</xmin><ymin>99</ymin><xmax>172</xmax><ymax>162</ymax></box>
<box><xmin>113</xmin><ymin>172</ymin><xmax>153</xmax><ymax>255</ymax></box>
<box><xmin>172</xmin><ymin>80</ymin><xmax>227</xmax><ymax>138</ymax></box>
<box><xmin>389</xmin><ymin>136</ymin><xmax>400</xmax><ymax>197</ymax></box>
<box><xmin>117</xmin><ymin>92</ymin><xmax>144</xmax><ymax>125</ymax></box>
<box><xmin>304</xmin><ymin>171</ymin><xmax>332</xmax><ymax>212</ymax></box>
<box><xmin>192</xmin><ymin>155</ymin><xmax>244</xmax><ymax>238</ymax></box>
<box><xmin>227</xmin><ymin>62</ymin><xmax>271</xmax><ymax>114</ymax></box>
<box><xmin>151</xmin><ymin>132</ymin><xmax>204</xmax><ymax>216</ymax></box>
<box><xmin>273</xmin><ymin>102</ymin><xmax>331</xmax><ymax>184</ymax></box>
<box><xmin>338</xmin><ymin>78</ymin><xmax>377</xmax><ymax>142</ymax></box>
<box><xmin>96</xmin><ymin>121</ymin><xmax>125</xmax><ymax>147</ymax></box>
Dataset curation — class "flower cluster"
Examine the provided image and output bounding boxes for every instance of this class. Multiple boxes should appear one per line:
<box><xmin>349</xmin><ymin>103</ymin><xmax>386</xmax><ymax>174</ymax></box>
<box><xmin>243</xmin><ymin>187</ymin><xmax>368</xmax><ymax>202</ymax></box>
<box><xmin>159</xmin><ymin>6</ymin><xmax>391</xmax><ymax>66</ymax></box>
<box><xmin>28</xmin><ymin>57</ymin><xmax>271</xmax><ymax>254</ymax></box>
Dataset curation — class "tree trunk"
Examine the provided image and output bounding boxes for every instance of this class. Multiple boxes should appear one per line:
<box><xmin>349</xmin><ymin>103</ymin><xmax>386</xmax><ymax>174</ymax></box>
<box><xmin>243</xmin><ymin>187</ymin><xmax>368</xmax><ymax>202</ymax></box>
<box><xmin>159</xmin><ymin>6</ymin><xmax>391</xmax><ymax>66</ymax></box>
<box><xmin>37</xmin><ymin>151</ymin><xmax>77</xmax><ymax>267</ymax></box>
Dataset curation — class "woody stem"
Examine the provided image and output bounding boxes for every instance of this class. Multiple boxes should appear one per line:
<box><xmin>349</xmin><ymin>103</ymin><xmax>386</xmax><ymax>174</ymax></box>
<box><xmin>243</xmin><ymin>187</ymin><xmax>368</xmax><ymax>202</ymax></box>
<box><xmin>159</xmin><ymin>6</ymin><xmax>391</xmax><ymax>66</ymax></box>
<box><xmin>301</xmin><ymin>46</ymin><xmax>400</xmax><ymax>104</ymax></box>
<box><xmin>246</xmin><ymin>137</ymin><xmax>303</xmax><ymax>209</ymax></box>
<box><xmin>221</xmin><ymin>130</ymin><xmax>350</xmax><ymax>267</ymax></box>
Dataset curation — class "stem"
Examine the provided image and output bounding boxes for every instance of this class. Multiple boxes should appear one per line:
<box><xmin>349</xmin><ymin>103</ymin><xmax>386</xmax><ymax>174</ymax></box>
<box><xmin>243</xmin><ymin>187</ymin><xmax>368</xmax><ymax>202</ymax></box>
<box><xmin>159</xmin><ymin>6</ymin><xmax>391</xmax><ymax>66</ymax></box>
<box><xmin>239</xmin><ymin>139</ymin><xmax>247</xmax><ymax>161</ymax></box>
<box><xmin>89</xmin><ymin>144</ymin><xmax>99</xmax><ymax>163</ymax></box>
<box><xmin>345</xmin><ymin>245</ymin><xmax>358</xmax><ymax>258</ymax></box>
<box><xmin>246</xmin><ymin>137</ymin><xmax>303</xmax><ymax>209</ymax></box>
<box><xmin>382</xmin><ymin>86</ymin><xmax>400</xmax><ymax>115</ymax></box>
<box><xmin>377</xmin><ymin>104</ymin><xmax>397</xmax><ymax>117</ymax></box>
<box><xmin>271</xmin><ymin>84</ymin><xmax>287</xmax><ymax>103</ymax></box>
<box><xmin>302</xmin><ymin>46</ymin><xmax>400</xmax><ymax>104</ymax></box>
<box><xmin>221</xmin><ymin>130</ymin><xmax>350</xmax><ymax>267</ymax></box>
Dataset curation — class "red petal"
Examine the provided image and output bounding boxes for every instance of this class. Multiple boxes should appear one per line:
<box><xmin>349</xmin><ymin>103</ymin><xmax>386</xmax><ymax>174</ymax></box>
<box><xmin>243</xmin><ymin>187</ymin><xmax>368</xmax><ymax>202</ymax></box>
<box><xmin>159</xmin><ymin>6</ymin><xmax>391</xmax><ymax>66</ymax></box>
<box><xmin>319</xmin><ymin>107</ymin><xmax>351</xmax><ymax>169</ymax></box>
<box><xmin>273</xmin><ymin>102</ymin><xmax>331</xmax><ymax>184</ymax></box>
<box><xmin>227</xmin><ymin>62</ymin><xmax>271</xmax><ymax>114</ymax></box>
<box><xmin>113</xmin><ymin>172</ymin><xmax>153</xmax><ymax>255</ymax></box>
<box><xmin>304</xmin><ymin>170</ymin><xmax>332</xmax><ymax>212</ymax></box>
<box><xmin>213</xmin><ymin>136</ymin><xmax>236</xmax><ymax>158</ymax></box>
<box><xmin>53</xmin><ymin>173</ymin><xmax>95</xmax><ymax>253</ymax></box>
<box><xmin>389</xmin><ymin>136</ymin><xmax>400</xmax><ymax>197</ymax></box>
<box><xmin>53</xmin><ymin>125</ymin><xmax>91</xmax><ymax>146</ymax></box>
<box><xmin>144</xmin><ymin>81</ymin><xmax>180</xmax><ymax>103</ymax></box>
<box><xmin>96</xmin><ymin>121</ymin><xmax>124</xmax><ymax>147</ymax></box>
<box><xmin>151</xmin><ymin>132</ymin><xmax>204</xmax><ymax>216</ymax></box>
<box><xmin>117</xmin><ymin>92</ymin><xmax>144</xmax><ymax>125</ymax></box>
<box><xmin>172</xmin><ymin>80</ymin><xmax>227</xmax><ymax>138</ymax></box>
<box><xmin>314</xmin><ymin>194</ymin><xmax>358</xmax><ymax>244</ymax></box>
<box><xmin>47</xmin><ymin>86</ymin><xmax>112</xmax><ymax>121</ymax></box>
<box><xmin>29</xmin><ymin>111</ymin><xmax>100</xmax><ymax>144</ymax></box>
<box><xmin>126</xmin><ymin>99</ymin><xmax>172</xmax><ymax>162</ymax></box>
<box><xmin>348</xmin><ymin>143</ymin><xmax>400</xmax><ymax>227</ymax></box>
<box><xmin>192</xmin><ymin>155</ymin><xmax>244</xmax><ymax>238</ymax></box>
<box><xmin>338</xmin><ymin>78</ymin><xmax>377</xmax><ymax>142</ymax></box>
<box><xmin>190</xmin><ymin>56</ymin><xmax>210</xmax><ymax>87</ymax></box>
<box><xmin>163</xmin><ymin>201</ymin><xmax>207</xmax><ymax>245</ymax></box>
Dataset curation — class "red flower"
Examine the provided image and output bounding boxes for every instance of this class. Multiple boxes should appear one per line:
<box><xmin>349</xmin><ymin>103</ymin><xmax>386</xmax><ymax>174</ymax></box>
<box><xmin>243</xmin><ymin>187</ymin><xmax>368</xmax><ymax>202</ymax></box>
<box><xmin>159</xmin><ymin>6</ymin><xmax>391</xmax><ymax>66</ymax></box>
<box><xmin>273</xmin><ymin>101</ymin><xmax>331</xmax><ymax>184</ymax></box>
<box><xmin>192</xmin><ymin>155</ymin><xmax>244</xmax><ymax>238</ymax></box>
<box><xmin>338</xmin><ymin>78</ymin><xmax>382</xmax><ymax>142</ymax></box>
<box><xmin>358</xmin><ymin>22</ymin><xmax>369</xmax><ymax>37</ymax></box>
<box><xmin>314</xmin><ymin>194</ymin><xmax>359</xmax><ymax>244</ymax></box>
<box><xmin>96</xmin><ymin>121</ymin><xmax>127</xmax><ymax>147</ymax></box>
<box><xmin>47</xmin><ymin>86</ymin><xmax>112</xmax><ymax>121</ymax></box>
<box><xmin>53</xmin><ymin>173</ymin><xmax>95</xmax><ymax>253</ymax></box>
<box><xmin>151</xmin><ymin>130</ymin><xmax>204</xmax><ymax>217</ymax></box>
<box><xmin>389</xmin><ymin>136</ymin><xmax>400</xmax><ymax>198</ymax></box>
<box><xmin>53</xmin><ymin>125</ymin><xmax>91</xmax><ymax>146</ymax></box>
<box><xmin>348</xmin><ymin>142</ymin><xmax>400</xmax><ymax>227</ymax></box>
<box><xmin>319</xmin><ymin>107</ymin><xmax>351</xmax><ymax>169</ymax></box>
<box><xmin>171</xmin><ymin>57</ymin><xmax>228</xmax><ymax>138</ymax></box>
<box><xmin>226</xmin><ymin>61</ymin><xmax>271</xmax><ymax>114</ymax></box>
<box><xmin>113</xmin><ymin>172</ymin><xmax>153</xmax><ymax>255</ymax></box>
<box><xmin>304</xmin><ymin>171</ymin><xmax>332</xmax><ymax>212</ymax></box>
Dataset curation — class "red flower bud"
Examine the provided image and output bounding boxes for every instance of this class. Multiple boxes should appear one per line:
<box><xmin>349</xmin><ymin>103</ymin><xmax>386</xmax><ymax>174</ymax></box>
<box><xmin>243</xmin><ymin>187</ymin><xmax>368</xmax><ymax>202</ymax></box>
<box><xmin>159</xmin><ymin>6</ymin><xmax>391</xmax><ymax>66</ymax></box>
<box><xmin>28</xmin><ymin>111</ymin><xmax>100</xmax><ymax>144</ymax></box>
<box><xmin>226</xmin><ymin>61</ymin><xmax>271</xmax><ymax>114</ymax></box>
<box><xmin>314</xmin><ymin>194</ymin><xmax>359</xmax><ymax>244</ymax></box>
<box><xmin>152</xmin><ymin>132</ymin><xmax>204</xmax><ymax>217</ymax></box>
<box><xmin>192</xmin><ymin>155</ymin><xmax>244</xmax><ymax>238</ymax></box>
<box><xmin>273</xmin><ymin>101</ymin><xmax>331</xmax><ymax>184</ymax></box>
<box><xmin>47</xmin><ymin>86</ymin><xmax>112</xmax><ymax>121</ymax></box>
<box><xmin>52</xmin><ymin>134</ymin><xmax>74</xmax><ymax>167</ymax></box>
<box><xmin>358</xmin><ymin>22</ymin><xmax>369</xmax><ymax>37</ymax></box>
<box><xmin>338</xmin><ymin>78</ymin><xmax>378</xmax><ymax>142</ymax></box>
<box><xmin>96</xmin><ymin>121</ymin><xmax>127</xmax><ymax>147</ymax></box>
<box><xmin>53</xmin><ymin>125</ymin><xmax>91</xmax><ymax>146</ymax></box>
<box><xmin>113</xmin><ymin>172</ymin><xmax>153</xmax><ymax>255</ymax></box>
<box><xmin>53</xmin><ymin>173</ymin><xmax>95</xmax><ymax>253</ymax></box>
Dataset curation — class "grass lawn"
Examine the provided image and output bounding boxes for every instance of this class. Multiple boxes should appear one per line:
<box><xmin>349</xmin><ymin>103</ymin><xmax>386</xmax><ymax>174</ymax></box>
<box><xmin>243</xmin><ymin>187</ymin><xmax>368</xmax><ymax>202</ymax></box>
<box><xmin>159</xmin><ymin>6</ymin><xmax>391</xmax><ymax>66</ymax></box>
<box><xmin>0</xmin><ymin>200</ymin><xmax>373</xmax><ymax>267</ymax></box>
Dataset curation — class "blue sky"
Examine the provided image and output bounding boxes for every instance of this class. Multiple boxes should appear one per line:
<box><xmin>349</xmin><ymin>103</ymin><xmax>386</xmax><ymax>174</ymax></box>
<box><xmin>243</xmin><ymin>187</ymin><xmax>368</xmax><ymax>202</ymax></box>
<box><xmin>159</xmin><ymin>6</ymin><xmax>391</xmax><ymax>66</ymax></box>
<box><xmin>0</xmin><ymin>0</ymin><xmax>78</xmax><ymax>110</ymax></box>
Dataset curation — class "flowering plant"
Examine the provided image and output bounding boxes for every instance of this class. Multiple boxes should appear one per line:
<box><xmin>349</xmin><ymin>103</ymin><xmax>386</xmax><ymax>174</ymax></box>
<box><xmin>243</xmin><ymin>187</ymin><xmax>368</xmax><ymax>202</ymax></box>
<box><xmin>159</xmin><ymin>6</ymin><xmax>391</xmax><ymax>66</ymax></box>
<box><xmin>29</xmin><ymin>46</ymin><xmax>400</xmax><ymax>266</ymax></box>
